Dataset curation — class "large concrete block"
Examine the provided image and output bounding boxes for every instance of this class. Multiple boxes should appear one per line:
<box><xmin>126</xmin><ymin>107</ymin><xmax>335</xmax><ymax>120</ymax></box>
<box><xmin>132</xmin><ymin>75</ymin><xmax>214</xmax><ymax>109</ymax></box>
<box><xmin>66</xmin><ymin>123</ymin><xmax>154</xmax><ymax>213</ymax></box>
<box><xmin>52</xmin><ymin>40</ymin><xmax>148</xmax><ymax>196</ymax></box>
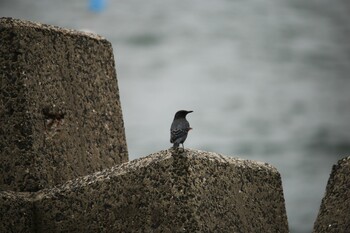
<box><xmin>33</xmin><ymin>149</ymin><xmax>289</xmax><ymax>232</ymax></box>
<box><xmin>313</xmin><ymin>156</ymin><xmax>350</xmax><ymax>233</ymax></box>
<box><xmin>0</xmin><ymin>17</ymin><xmax>128</xmax><ymax>192</ymax></box>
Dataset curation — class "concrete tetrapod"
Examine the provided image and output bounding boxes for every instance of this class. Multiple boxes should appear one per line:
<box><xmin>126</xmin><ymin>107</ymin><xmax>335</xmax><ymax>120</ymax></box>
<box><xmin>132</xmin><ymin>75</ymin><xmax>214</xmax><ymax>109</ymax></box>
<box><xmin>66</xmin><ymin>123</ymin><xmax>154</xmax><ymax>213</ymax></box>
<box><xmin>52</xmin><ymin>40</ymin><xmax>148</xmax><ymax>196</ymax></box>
<box><xmin>29</xmin><ymin>149</ymin><xmax>288</xmax><ymax>232</ymax></box>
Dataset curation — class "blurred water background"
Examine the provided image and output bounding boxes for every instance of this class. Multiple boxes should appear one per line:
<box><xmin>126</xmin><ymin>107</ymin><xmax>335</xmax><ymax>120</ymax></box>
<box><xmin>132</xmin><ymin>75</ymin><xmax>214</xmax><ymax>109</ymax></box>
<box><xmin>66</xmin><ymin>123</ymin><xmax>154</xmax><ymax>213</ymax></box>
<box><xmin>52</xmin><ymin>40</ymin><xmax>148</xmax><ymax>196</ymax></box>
<box><xmin>1</xmin><ymin>0</ymin><xmax>350</xmax><ymax>232</ymax></box>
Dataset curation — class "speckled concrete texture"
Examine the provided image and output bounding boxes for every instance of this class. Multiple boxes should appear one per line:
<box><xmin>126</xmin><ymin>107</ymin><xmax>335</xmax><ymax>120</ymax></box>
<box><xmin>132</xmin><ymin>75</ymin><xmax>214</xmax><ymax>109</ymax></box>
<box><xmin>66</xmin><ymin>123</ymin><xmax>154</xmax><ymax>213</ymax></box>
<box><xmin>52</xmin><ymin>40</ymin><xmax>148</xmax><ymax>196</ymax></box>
<box><xmin>33</xmin><ymin>149</ymin><xmax>288</xmax><ymax>232</ymax></box>
<box><xmin>0</xmin><ymin>191</ymin><xmax>34</xmax><ymax>233</ymax></box>
<box><xmin>313</xmin><ymin>156</ymin><xmax>350</xmax><ymax>233</ymax></box>
<box><xmin>0</xmin><ymin>17</ymin><xmax>128</xmax><ymax>192</ymax></box>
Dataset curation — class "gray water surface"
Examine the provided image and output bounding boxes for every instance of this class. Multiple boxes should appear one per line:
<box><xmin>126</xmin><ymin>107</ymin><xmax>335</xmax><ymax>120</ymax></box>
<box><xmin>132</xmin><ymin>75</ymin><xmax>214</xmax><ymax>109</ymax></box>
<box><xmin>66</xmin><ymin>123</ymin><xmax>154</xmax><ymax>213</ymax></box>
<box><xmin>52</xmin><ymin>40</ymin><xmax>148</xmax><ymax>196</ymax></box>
<box><xmin>1</xmin><ymin>0</ymin><xmax>350</xmax><ymax>232</ymax></box>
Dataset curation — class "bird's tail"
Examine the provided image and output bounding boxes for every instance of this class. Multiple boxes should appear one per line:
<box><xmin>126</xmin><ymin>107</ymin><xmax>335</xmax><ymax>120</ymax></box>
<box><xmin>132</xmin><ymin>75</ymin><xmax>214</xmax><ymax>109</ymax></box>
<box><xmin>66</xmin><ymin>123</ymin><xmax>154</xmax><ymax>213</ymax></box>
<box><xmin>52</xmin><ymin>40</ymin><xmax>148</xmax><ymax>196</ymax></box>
<box><xmin>173</xmin><ymin>142</ymin><xmax>180</xmax><ymax>149</ymax></box>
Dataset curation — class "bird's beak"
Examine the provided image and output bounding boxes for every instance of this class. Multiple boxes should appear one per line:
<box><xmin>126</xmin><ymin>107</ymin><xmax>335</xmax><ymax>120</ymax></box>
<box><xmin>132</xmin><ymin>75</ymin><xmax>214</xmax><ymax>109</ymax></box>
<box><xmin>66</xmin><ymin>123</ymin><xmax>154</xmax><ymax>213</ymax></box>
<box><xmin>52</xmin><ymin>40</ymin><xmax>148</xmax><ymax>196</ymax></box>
<box><xmin>188</xmin><ymin>110</ymin><xmax>193</xmax><ymax>113</ymax></box>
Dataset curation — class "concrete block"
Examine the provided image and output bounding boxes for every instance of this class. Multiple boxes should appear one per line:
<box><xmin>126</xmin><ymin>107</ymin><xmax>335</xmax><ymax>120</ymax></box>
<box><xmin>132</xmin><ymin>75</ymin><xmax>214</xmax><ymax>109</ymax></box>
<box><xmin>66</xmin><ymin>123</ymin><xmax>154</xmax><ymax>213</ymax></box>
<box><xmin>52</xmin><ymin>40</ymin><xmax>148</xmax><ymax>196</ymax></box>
<box><xmin>0</xmin><ymin>17</ymin><xmax>128</xmax><ymax>192</ymax></box>
<box><xmin>33</xmin><ymin>149</ymin><xmax>289</xmax><ymax>232</ymax></box>
<box><xmin>313</xmin><ymin>156</ymin><xmax>350</xmax><ymax>233</ymax></box>
<box><xmin>0</xmin><ymin>191</ymin><xmax>34</xmax><ymax>233</ymax></box>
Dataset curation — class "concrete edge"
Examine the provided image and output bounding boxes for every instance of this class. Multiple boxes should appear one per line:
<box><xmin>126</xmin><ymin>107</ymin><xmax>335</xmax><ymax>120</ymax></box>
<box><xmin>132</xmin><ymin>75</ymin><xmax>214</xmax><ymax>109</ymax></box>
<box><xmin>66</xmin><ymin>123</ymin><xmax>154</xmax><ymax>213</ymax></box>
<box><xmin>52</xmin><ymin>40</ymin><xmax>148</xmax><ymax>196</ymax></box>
<box><xmin>0</xmin><ymin>17</ymin><xmax>107</xmax><ymax>42</ymax></box>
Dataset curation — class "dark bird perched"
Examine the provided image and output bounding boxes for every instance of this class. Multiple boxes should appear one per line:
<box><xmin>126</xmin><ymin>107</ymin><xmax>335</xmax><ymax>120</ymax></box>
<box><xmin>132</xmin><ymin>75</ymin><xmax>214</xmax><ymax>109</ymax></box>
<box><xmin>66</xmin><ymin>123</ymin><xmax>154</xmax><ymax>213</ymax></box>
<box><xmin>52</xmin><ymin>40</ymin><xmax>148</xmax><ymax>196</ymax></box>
<box><xmin>170</xmin><ymin>110</ymin><xmax>193</xmax><ymax>149</ymax></box>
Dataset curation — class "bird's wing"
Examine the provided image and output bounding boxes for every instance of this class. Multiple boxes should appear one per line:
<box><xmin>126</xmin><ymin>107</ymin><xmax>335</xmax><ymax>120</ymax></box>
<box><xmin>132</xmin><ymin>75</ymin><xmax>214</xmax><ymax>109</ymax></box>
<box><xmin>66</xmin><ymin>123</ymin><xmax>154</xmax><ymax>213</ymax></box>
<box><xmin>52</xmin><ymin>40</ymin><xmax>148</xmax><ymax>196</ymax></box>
<box><xmin>170</xmin><ymin>120</ymin><xmax>190</xmax><ymax>143</ymax></box>
<box><xmin>170</xmin><ymin>128</ymin><xmax>187</xmax><ymax>143</ymax></box>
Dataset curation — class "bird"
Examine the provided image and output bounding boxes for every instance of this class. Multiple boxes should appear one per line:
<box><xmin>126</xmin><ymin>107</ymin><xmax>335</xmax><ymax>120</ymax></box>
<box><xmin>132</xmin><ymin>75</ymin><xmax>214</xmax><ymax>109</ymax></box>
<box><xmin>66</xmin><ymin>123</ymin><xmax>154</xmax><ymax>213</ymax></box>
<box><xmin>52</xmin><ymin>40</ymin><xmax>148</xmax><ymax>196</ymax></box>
<box><xmin>170</xmin><ymin>110</ymin><xmax>193</xmax><ymax>149</ymax></box>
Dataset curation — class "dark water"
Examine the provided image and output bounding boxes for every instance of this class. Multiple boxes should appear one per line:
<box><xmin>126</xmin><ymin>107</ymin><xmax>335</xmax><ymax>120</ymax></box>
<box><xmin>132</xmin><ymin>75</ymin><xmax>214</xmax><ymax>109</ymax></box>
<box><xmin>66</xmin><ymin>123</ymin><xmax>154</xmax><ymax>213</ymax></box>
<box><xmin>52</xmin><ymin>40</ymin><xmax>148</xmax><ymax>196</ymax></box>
<box><xmin>1</xmin><ymin>0</ymin><xmax>350</xmax><ymax>232</ymax></box>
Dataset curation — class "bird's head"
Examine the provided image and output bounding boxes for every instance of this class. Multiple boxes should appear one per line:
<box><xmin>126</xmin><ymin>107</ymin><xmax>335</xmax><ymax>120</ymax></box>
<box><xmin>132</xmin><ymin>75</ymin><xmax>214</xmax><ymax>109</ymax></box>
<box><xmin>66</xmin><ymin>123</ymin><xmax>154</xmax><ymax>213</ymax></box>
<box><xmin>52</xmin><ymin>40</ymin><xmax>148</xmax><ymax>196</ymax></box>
<box><xmin>174</xmin><ymin>110</ymin><xmax>193</xmax><ymax>119</ymax></box>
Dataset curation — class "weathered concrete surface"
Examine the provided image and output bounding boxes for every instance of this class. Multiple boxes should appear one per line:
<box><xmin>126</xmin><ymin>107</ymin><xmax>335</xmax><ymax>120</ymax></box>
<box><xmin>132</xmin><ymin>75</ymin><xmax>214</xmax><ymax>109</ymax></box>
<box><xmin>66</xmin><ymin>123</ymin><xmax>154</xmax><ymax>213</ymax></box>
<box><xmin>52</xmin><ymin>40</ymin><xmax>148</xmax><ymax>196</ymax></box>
<box><xmin>313</xmin><ymin>156</ymin><xmax>350</xmax><ymax>233</ymax></box>
<box><xmin>32</xmin><ymin>149</ymin><xmax>289</xmax><ymax>232</ymax></box>
<box><xmin>0</xmin><ymin>17</ymin><xmax>128</xmax><ymax>192</ymax></box>
<box><xmin>0</xmin><ymin>191</ymin><xmax>34</xmax><ymax>233</ymax></box>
